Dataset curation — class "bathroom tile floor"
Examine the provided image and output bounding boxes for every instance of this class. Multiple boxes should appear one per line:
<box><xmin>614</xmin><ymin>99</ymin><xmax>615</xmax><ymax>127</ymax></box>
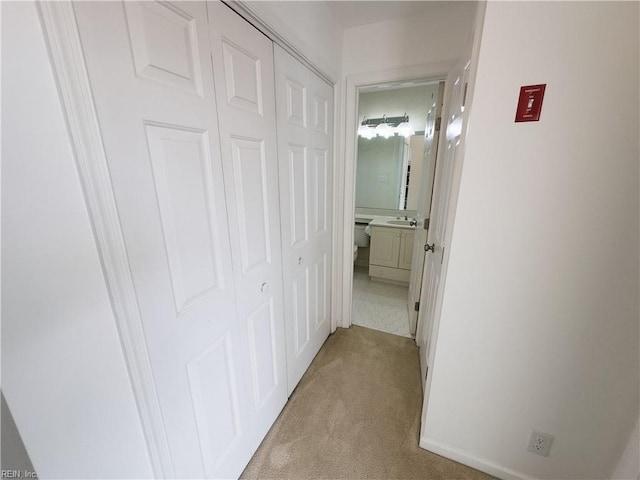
<box><xmin>351</xmin><ymin>266</ymin><xmax>412</xmax><ymax>338</ymax></box>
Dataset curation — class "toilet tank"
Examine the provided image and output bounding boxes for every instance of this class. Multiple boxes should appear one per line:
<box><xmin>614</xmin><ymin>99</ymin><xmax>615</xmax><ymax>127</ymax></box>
<box><xmin>354</xmin><ymin>223</ymin><xmax>370</xmax><ymax>247</ymax></box>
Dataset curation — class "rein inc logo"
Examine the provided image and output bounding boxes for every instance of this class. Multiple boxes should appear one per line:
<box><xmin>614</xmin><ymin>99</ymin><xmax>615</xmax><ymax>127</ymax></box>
<box><xmin>1</xmin><ymin>471</ymin><xmax>37</xmax><ymax>479</ymax></box>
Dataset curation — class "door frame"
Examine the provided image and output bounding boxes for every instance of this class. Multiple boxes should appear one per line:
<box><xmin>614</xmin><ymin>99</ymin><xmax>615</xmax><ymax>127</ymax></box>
<box><xmin>419</xmin><ymin>2</ymin><xmax>487</xmax><ymax>452</ymax></box>
<box><xmin>339</xmin><ymin>62</ymin><xmax>454</xmax><ymax>329</ymax></box>
<box><xmin>38</xmin><ymin>3</ymin><xmax>175</xmax><ymax>476</ymax></box>
<box><xmin>39</xmin><ymin>3</ymin><xmax>339</xmax><ymax>478</ymax></box>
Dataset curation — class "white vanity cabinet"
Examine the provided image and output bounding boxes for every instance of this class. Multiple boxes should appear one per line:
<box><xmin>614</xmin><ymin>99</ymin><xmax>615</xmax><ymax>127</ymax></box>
<box><xmin>369</xmin><ymin>226</ymin><xmax>414</xmax><ymax>283</ymax></box>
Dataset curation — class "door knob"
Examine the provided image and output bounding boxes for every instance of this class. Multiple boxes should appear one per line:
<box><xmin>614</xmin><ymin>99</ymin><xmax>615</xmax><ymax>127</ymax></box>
<box><xmin>298</xmin><ymin>257</ymin><xmax>304</xmax><ymax>265</ymax></box>
<box><xmin>260</xmin><ymin>282</ymin><xmax>269</xmax><ymax>293</ymax></box>
<box><xmin>409</xmin><ymin>219</ymin><xmax>417</xmax><ymax>227</ymax></box>
<box><xmin>424</xmin><ymin>243</ymin><xmax>435</xmax><ymax>252</ymax></box>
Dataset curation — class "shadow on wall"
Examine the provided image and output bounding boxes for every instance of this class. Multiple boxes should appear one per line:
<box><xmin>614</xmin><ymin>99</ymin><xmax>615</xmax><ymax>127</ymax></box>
<box><xmin>2</xmin><ymin>393</ymin><xmax>37</xmax><ymax>478</ymax></box>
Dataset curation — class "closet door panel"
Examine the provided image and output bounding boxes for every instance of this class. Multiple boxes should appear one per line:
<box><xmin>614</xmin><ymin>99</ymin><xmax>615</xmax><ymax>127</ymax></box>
<box><xmin>314</xmin><ymin>148</ymin><xmax>329</xmax><ymax>235</ymax></box>
<box><xmin>246</xmin><ymin>299</ymin><xmax>279</xmax><ymax>408</ymax></box>
<box><xmin>208</xmin><ymin>1</ymin><xmax>287</xmax><ymax>452</ymax></box>
<box><xmin>73</xmin><ymin>2</ymin><xmax>252</xmax><ymax>478</ymax></box>
<box><xmin>144</xmin><ymin>125</ymin><xmax>222</xmax><ymax>311</ymax></box>
<box><xmin>124</xmin><ymin>1</ymin><xmax>204</xmax><ymax>95</ymax></box>
<box><xmin>229</xmin><ymin>137</ymin><xmax>272</xmax><ymax>273</ymax></box>
<box><xmin>315</xmin><ymin>253</ymin><xmax>329</xmax><ymax>330</ymax></box>
<box><xmin>274</xmin><ymin>46</ymin><xmax>333</xmax><ymax>394</ymax></box>
<box><xmin>286</xmin><ymin>77</ymin><xmax>307</xmax><ymax>127</ymax></box>
<box><xmin>288</xmin><ymin>144</ymin><xmax>310</xmax><ymax>247</ymax></box>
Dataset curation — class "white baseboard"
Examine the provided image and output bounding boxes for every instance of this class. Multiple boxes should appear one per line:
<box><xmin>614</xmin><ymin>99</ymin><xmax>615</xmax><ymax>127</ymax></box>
<box><xmin>420</xmin><ymin>436</ymin><xmax>530</xmax><ymax>480</ymax></box>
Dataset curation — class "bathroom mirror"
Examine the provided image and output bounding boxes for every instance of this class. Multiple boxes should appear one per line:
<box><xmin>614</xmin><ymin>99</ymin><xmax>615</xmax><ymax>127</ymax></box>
<box><xmin>355</xmin><ymin>82</ymin><xmax>439</xmax><ymax>213</ymax></box>
<box><xmin>356</xmin><ymin>134</ymin><xmax>418</xmax><ymax>211</ymax></box>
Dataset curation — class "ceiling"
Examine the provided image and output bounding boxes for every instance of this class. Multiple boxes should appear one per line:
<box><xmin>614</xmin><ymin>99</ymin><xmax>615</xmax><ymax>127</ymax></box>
<box><xmin>359</xmin><ymin>79</ymin><xmax>439</xmax><ymax>93</ymax></box>
<box><xmin>326</xmin><ymin>1</ymin><xmax>448</xmax><ymax>29</ymax></box>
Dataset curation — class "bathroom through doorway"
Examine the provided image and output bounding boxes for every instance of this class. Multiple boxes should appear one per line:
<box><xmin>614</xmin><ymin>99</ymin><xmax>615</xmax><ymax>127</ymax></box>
<box><xmin>351</xmin><ymin>79</ymin><xmax>445</xmax><ymax>339</ymax></box>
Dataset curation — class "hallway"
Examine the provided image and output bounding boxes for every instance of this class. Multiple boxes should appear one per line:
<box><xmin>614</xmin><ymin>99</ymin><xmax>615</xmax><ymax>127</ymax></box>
<box><xmin>241</xmin><ymin>326</ymin><xmax>492</xmax><ymax>479</ymax></box>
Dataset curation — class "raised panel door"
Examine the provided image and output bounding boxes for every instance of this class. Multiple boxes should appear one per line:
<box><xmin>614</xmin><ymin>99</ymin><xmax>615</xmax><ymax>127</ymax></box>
<box><xmin>73</xmin><ymin>2</ymin><xmax>252</xmax><ymax>477</ymax></box>
<box><xmin>207</xmin><ymin>1</ymin><xmax>287</xmax><ymax>453</ymax></box>
<box><xmin>408</xmin><ymin>82</ymin><xmax>445</xmax><ymax>334</ymax></box>
<box><xmin>274</xmin><ymin>46</ymin><xmax>333</xmax><ymax>394</ymax></box>
<box><xmin>418</xmin><ymin>53</ymin><xmax>472</xmax><ymax>394</ymax></box>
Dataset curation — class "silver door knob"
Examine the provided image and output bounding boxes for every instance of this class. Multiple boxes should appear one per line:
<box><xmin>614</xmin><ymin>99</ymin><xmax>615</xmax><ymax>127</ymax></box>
<box><xmin>409</xmin><ymin>219</ymin><xmax>417</xmax><ymax>227</ymax></box>
<box><xmin>424</xmin><ymin>243</ymin><xmax>435</xmax><ymax>252</ymax></box>
<box><xmin>260</xmin><ymin>282</ymin><xmax>269</xmax><ymax>293</ymax></box>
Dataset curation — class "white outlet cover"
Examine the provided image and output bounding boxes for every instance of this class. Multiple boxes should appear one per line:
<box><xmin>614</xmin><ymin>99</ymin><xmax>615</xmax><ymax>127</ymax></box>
<box><xmin>527</xmin><ymin>430</ymin><xmax>554</xmax><ymax>457</ymax></box>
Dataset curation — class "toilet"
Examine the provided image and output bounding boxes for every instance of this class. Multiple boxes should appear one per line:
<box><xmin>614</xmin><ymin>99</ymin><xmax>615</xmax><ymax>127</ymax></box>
<box><xmin>353</xmin><ymin>222</ymin><xmax>370</xmax><ymax>262</ymax></box>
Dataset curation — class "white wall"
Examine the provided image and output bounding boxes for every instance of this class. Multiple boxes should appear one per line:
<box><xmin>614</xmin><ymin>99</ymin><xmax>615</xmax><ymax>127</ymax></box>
<box><xmin>358</xmin><ymin>84</ymin><xmax>438</xmax><ymax>132</ymax></box>
<box><xmin>423</xmin><ymin>2</ymin><xmax>639</xmax><ymax>479</ymax></box>
<box><xmin>244</xmin><ymin>1</ymin><xmax>342</xmax><ymax>80</ymax></box>
<box><xmin>1</xmin><ymin>2</ymin><xmax>153</xmax><ymax>478</ymax></box>
<box><xmin>342</xmin><ymin>2</ymin><xmax>477</xmax><ymax>77</ymax></box>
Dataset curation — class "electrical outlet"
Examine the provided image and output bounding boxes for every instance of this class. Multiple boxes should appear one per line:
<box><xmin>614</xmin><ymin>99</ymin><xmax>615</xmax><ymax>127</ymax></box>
<box><xmin>527</xmin><ymin>430</ymin><xmax>554</xmax><ymax>457</ymax></box>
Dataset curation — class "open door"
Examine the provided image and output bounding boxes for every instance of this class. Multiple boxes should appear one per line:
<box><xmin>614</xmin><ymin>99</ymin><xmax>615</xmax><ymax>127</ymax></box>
<box><xmin>408</xmin><ymin>82</ymin><xmax>445</xmax><ymax>335</ymax></box>
<box><xmin>417</xmin><ymin>58</ymin><xmax>472</xmax><ymax>391</ymax></box>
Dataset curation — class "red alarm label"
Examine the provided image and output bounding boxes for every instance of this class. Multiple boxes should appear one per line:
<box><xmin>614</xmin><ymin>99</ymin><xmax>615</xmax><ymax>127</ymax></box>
<box><xmin>515</xmin><ymin>84</ymin><xmax>546</xmax><ymax>122</ymax></box>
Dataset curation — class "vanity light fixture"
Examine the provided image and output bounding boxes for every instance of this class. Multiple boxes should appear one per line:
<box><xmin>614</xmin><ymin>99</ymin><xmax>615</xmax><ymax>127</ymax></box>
<box><xmin>357</xmin><ymin>119</ymin><xmax>376</xmax><ymax>139</ymax></box>
<box><xmin>357</xmin><ymin>113</ymin><xmax>413</xmax><ymax>139</ymax></box>
<box><xmin>374</xmin><ymin>116</ymin><xmax>394</xmax><ymax>139</ymax></box>
<box><xmin>396</xmin><ymin>117</ymin><xmax>415</xmax><ymax>138</ymax></box>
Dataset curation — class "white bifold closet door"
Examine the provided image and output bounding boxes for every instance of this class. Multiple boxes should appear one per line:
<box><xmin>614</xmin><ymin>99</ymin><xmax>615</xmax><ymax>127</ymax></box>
<box><xmin>274</xmin><ymin>46</ymin><xmax>334</xmax><ymax>394</ymax></box>
<box><xmin>74</xmin><ymin>1</ymin><xmax>331</xmax><ymax>478</ymax></box>
<box><xmin>207</xmin><ymin>0</ymin><xmax>287</xmax><ymax>449</ymax></box>
<box><xmin>74</xmin><ymin>2</ymin><xmax>285</xmax><ymax>478</ymax></box>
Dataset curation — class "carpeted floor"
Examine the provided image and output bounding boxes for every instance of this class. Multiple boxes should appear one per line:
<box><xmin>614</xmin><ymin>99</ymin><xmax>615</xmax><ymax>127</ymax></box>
<box><xmin>240</xmin><ymin>325</ymin><xmax>493</xmax><ymax>479</ymax></box>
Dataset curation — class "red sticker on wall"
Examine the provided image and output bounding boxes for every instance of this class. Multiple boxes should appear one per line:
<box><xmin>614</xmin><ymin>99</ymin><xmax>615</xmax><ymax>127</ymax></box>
<box><xmin>515</xmin><ymin>84</ymin><xmax>546</xmax><ymax>122</ymax></box>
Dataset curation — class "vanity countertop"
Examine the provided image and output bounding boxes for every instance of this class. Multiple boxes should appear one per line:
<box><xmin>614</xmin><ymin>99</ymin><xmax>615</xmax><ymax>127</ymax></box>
<box><xmin>366</xmin><ymin>216</ymin><xmax>416</xmax><ymax>230</ymax></box>
<box><xmin>354</xmin><ymin>214</ymin><xmax>375</xmax><ymax>224</ymax></box>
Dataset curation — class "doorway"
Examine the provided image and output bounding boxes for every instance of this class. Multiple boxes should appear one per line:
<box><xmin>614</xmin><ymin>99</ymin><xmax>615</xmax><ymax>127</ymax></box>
<box><xmin>350</xmin><ymin>79</ymin><xmax>444</xmax><ymax>339</ymax></box>
<box><xmin>340</xmin><ymin>63</ymin><xmax>453</xmax><ymax>334</ymax></box>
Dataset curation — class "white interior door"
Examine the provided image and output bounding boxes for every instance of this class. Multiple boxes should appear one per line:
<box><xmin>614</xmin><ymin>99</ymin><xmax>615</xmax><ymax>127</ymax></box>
<box><xmin>207</xmin><ymin>1</ymin><xmax>288</xmax><ymax>451</ymax></box>
<box><xmin>408</xmin><ymin>82</ymin><xmax>445</xmax><ymax>335</ymax></box>
<box><xmin>73</xmin><ymin>2</ymin><xmax>254</xmax><ymax>477</ymax></box>
<box><xmin>273</xmin><ymin>45</ymin><xmax>333</xmax><ymax>394</ymax></box>
<box><xmin>417</xmin><ymin>64</ymin><xmax>471</xmax><ymax>390</ymax></box>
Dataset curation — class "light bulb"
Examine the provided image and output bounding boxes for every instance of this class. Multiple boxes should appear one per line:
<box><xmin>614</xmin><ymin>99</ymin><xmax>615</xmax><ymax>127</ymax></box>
<box><xmin>358</xmin><ymin>124</ymin><xmax>376</xmax><ymax>139</ymax></box>
<box><xmin>396</xmin><ymin>121</ymin><xmax>415</xmax><ymax>138</ymax></box>
<box><xmin>375</xmin><ymin>122</ymin><xmax>394</xmax><ymax>139</ymax></box>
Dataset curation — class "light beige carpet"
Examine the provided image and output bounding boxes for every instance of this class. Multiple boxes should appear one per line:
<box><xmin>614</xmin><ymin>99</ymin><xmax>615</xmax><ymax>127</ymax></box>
<box><xmin>241</xmin><ymin>325</ymin><xmax>493</xmax><ymax>479</ymax></box>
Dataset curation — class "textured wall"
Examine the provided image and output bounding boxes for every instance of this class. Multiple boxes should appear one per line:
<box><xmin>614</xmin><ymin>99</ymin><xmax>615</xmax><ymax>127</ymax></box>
<box><xmin>424</xmin><ymin>2</ymin><xmax>639</xmax><ymax>478</ymax></box>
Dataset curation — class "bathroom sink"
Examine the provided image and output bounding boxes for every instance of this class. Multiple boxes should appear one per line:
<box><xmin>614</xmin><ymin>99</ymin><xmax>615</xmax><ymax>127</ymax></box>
<box><xmin>387</xmin><ymin>220</ymin><xmax>413</xmax><ymax>226</ymax></box>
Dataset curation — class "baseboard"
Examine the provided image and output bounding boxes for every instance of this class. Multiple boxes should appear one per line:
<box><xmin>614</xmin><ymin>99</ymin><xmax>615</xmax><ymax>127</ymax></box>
<box><xmin>420</xmin><ymin>436</ymin><xmax>531</xmax><ymax>480</ymax></box>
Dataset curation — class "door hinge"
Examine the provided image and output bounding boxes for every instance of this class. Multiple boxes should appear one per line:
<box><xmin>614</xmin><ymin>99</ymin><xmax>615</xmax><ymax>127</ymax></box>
<box><xmin>414</xmin><ymin>301</ymin><xmax>420</xmax><ymax>312</ymax></box>
<box><xmin>434</xmin><ymin>117</ymin><xmax>442</xmax><ymax>132</ymax></box>
<box><xmin>423</xmin><ymin>218</ymin><xmax>430</xmax><ymax>230</ymax></box>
